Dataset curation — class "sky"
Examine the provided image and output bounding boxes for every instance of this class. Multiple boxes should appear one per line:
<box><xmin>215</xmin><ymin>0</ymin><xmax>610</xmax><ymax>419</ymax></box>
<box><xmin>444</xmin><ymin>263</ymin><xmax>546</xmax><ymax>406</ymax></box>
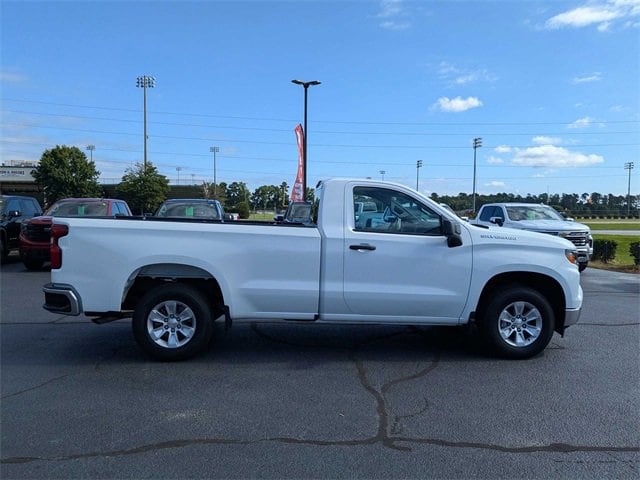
<box><xmin>1</xmin><ymin>0</ymin><xmax>639</xmax><ymax>197</ymax></box>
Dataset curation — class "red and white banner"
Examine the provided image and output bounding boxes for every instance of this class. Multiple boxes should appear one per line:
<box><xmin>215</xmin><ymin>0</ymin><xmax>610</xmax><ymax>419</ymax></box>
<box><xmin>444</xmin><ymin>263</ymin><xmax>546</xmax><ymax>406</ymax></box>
<box><xmin>291</xmin><ymin>124</ymin><xmax>305</xmax><ymax>202</ymax></box>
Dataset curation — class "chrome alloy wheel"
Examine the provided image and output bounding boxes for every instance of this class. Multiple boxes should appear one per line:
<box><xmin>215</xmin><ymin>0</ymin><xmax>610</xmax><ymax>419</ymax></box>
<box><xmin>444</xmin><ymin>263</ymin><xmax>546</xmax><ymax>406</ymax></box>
<box><xmin>147</xmin><ymin>300</ymin><xmax>196</xmax><ymax>349</ymax></box>
<box><xmin>497</xmin><ymin>301</ymin><xmax>542</xmax><ymax>347</ymax></box>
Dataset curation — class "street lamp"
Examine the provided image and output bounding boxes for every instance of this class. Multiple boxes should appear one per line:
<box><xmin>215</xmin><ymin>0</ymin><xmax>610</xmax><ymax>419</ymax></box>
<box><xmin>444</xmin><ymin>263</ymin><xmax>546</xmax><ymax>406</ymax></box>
<box><xmin>625</xmin><ymin>162</ymin><xmax>635</xmax><ymax>216</ymax></box>
<box><xmin>472</xmin><ymin>137</ymin><xmax>482</xmax><ymax>214</ymax></box>
<box><xmin>210</xmin><ymin>146</ymin><xmax>220</xmax><ymax>199</ymax></box>
<box><xmin>86</xmin><ymin>144</ymin><xmax>95</xmax><ymax>162</ymax></box>
<box><xmin>291</xmin><ymin>79</ymin><xmax>321</xmax><ymax>200</ymax></box>
<box><xmin>136</xmin><ymin>75</ymin><xmax>155</xmax><ymax>171</ymax></box>
<box><xmin>416</xmin><ymin>160</ymin><xmax>423</xmax><ymax>191</ymax></box>
<box><xmin>379</xmin><ymin>170</ymin><xmax>386</xmax><ymax>181</ymax></box>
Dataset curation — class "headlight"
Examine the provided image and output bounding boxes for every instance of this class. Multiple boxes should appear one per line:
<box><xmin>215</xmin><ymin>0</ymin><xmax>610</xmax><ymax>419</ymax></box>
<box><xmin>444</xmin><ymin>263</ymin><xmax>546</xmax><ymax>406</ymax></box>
<box><xmin>565</xmin><ymin>249</ymin><xmax>578</xmax><ymax>265</ymax></box>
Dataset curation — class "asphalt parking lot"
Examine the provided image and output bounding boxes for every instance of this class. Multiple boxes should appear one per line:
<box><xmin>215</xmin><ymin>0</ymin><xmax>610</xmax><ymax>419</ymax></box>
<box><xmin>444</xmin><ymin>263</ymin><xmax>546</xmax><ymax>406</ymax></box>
<box><xmin>1</xmin><ymin>256</ymin><xmax>639</xmax><ymax>479</ymax></box>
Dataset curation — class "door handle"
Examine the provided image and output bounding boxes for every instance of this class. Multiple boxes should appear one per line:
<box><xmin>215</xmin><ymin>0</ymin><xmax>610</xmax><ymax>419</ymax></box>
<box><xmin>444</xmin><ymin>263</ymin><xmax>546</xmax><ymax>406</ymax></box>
<box><xmin>349</xmin><ymin>244</ymin><xmax>376</xmax><ymax>251</ymax></box>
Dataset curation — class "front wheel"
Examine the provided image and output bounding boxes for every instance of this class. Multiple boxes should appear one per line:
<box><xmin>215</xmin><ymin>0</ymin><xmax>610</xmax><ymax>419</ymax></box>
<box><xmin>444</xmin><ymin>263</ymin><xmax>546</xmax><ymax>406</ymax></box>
<box><xmin>478</xmin><ymin>287</ymin><xmax>555</xmax><ymax>359</ymax></box>
<box><xmin>132</xmin><ymin>284</ymin><xmax>214</xmax><ymax>361</ymax></box>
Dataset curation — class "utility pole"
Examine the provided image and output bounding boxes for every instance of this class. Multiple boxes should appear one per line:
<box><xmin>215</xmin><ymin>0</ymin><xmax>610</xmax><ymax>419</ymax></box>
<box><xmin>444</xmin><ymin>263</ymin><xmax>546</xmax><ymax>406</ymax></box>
<box><xmin>86</xmin><ymin>145</ymin><xmax>95</xmax><ymax>163</ymax></box>
<box><xmin>210</xmin><ymin>146</ymin><xmax>220</xmax><ymax>199</ymax></box>
<box><xmin>136</xmin><ymin>75</ymin><xmax>155</xmax><ymax>171</ymax></box>
<box><xmin>291</xmin><ymin>79</ymin><xmax>321</xmax><ymax>201</ymax></box>
<box><xmin>625</xmin><ymin>162</ymin><xmax>634</xmax><ymax>216</ymax></box>
<box><xmin>472</xmin><ymin>137</ymin><xmax>482</xmax><ymax>214</ymax></box>
<box><xmin>416</xmin><ymin>160</ymin><xmax>423</xmax><ymax>191</ymax></box>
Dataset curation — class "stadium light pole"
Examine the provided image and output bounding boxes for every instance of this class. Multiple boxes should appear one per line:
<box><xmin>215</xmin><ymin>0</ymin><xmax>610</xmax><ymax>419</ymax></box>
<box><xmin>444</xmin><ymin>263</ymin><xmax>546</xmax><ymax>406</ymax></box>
<box><xmin>176</xmin><ymin>166</ymin><xmax>182</xmax><ymax>185</ymax></box>
<box><xmin>291</xmin><ymin>79</ymin><xmax>321</xmax><ymax>201</ymax></box>
<box><xmin>86</xmin><ymin>144</ymin><xmax>95</xmax><ymax>163</ymax></box>
<box><xmin>210</xmin><ymin>146</ymin><xmax>220</xmax><ymax>199</ymax></box>
<box><xmin>472</xmin><ymin>137</ymin><xmax>482</xmax><ymax>214</ymax></box>
<box><xmin>416</xmin><ymin>160</ymin><xmax>423</xmax><ymax>191</ymax></box>
<box><xmin>136</xmin><ymin>75</ymin><xmax>155</xmax><ymax>171</ymax></box>
<box><xmin>379</xmin><ymin>170</ymin><xmax>386</xmax><ymax>181</ymax></box>
<box><xmin>625</xmin><ymin>162</ymin><xmax>634</xmax><ymax>216</ymax></box>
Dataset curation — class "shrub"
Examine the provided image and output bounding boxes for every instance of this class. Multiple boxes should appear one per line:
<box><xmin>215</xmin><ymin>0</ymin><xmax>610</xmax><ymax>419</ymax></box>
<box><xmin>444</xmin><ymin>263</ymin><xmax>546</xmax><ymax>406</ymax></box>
<box><xmin>630</xmin><ymin>242</ymin><xmax>640</xmax><ymax>266</ymax></box>
<box><xmin>593</xmin><ymin>239</ymin><xmax>618</xmax><ymax>263</ymax></box>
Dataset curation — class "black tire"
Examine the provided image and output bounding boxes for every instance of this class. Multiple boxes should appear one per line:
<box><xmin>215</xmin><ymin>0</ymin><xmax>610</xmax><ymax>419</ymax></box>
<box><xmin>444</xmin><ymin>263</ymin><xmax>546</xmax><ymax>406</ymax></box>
<box><xmin>578</xmin><ymin>262</ymin><xmax>587</xmax><ymax>272</ymax></box>
<box><xmin>132</xmin><ymin>284</ymin><xmax>214</xmax><ymax>361</ymax></box>
<box><xmin>23</xmin><ymin>258</ymin><xmax>44</xmax><ymax>270</ymax></box>
<box><xmin>478</xmin><ymin>287</ymin><xmax>555</xmax><ymax>359</ymax></box>
<box><xmin>0</xmin><ymin>237</ymin><xmax>8</xmax><ymax>264</ymax></box>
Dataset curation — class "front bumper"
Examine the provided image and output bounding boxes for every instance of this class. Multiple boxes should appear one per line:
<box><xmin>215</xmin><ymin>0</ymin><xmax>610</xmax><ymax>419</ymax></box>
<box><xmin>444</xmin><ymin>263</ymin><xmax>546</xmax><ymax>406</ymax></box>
<box><xmin>43</xmin><ymin>283</ymin><xmax>82</xmax><ymax>316</ymax></box>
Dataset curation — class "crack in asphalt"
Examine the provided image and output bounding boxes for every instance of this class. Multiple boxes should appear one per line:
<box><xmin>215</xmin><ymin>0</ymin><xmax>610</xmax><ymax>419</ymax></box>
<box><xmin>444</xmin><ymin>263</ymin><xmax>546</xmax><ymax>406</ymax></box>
<box><xmin>3</xmin><ymin>323</ymin><xmax>639</xmax><ymax>465</ymax></box>
<box><xmin>0</xmin><ymin>374</ymin><xmax>72</xmax><ymax>400</ymax></box>
<box><xmin>3</xmin><ymin>436</ymin><xmax>638</xmax><ymax>465</ymax></box>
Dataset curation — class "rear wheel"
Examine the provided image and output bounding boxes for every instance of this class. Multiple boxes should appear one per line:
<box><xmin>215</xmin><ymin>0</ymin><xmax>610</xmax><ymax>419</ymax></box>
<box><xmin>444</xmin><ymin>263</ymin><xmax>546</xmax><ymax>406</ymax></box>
<box><xmin>132</xmin><ymin>284</ymin><xmax>214</xmax><ymax>361</ymax></box>
<box><xmin>578</xmin><ymin>261</ymin><xmax>587</xmax><ymax>272</ymax></box>
<box><xmin>479</xmin><ymin>287</ymin><xmax>555</xmax><ymax>359</ymax></box>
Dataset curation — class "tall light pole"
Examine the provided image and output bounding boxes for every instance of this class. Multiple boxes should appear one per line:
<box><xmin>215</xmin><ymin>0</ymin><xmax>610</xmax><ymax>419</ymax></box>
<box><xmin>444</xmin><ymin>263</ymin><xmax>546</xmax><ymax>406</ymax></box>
<box><xmin>379</xmin><ymin>170</ymin><xmax>386</xmax><ymax>181</ymax></box>
<box><xmin>86</xmin><ymin>144</ymin><xmax>95</xmax><ymax>162</ymax></box>
<box><xmin>136</xmin><ymin>75</ymin><xmax>155</xmax><ymax>171</ymax></box>
<box><xmin>472</xmin><ymin>137</ymin><xmax>482</xmax><ymax>214</ymax></box>
<box><xmin>291</xmin><ymin>79</ymin><xmax>321</xmax><ymax>201</ymax></box>
<box><xmin>176</xmin><ymin>166</ymin><xmax>182</xmax><ymax>185</ymax></box>
<box><xmin>416</xmin><ymin>160</ymin><xmax>423</xmax><ymax>191</ymax></box>
<box><xmin>625</xmin><ymin>162</ymin><xmax>635</xmax><ymax>216</ymax></box>
<box><xmin>210</xmin><ymin>146</ymin><xmax>220</xmax><ymax>199</ymax></box>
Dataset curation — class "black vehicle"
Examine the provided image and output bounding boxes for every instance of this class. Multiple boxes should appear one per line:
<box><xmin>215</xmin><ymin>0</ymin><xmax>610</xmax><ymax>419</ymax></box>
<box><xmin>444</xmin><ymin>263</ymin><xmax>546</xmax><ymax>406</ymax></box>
<box><xmin>0</xmin><ymin>195</ymin><xmax>42</xmax><ymax>262</ymax></box>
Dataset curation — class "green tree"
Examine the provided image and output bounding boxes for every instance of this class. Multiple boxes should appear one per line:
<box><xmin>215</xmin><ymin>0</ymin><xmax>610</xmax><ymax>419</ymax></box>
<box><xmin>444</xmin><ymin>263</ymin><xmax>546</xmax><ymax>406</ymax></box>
<box><xmin>226</xmin><ymin>182</ymin><xmax>250</xmax><ymax>210</ymax></box>
<box><xmin>116</xmin><ymin>162</ymin><xmax>170</xmax><ymax>214</ymax></box>
<box><xmin>33</xmin><ymin>145</ymin><xmax>101</xmax><ymax>206</ymax></box>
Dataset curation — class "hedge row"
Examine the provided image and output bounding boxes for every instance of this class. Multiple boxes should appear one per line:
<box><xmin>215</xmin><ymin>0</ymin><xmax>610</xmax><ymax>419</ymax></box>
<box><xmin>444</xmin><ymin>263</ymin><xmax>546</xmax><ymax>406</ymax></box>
<box><xmin>593</xmin><ymin>239</ymin><xmax>640</xmax><ymax>265</ymax></box>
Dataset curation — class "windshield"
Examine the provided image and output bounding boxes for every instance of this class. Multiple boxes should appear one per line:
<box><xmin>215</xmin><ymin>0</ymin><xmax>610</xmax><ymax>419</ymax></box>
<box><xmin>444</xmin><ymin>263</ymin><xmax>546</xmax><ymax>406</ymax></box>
<box><xmin>506</xmin><ymin>205</ymin><xmax>564</xmax><ymax>221</ymax></box>
<box><xmin>46</xmin><ymin>201</ymin><xmax>108</xmax><ymax>216</ymax></box>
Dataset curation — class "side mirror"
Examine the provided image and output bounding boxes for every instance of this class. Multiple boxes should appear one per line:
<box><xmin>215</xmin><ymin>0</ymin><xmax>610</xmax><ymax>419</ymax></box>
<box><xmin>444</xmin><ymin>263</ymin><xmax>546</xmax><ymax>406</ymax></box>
<box><xmin>489</xmin><ymin>216</ymin><xmax>504</xmax><ymax>227</ymax></box>
<box><xmin>442</xmin><ymin>219</ymin><xmax>463</xmax><ymax>248</ymax></box>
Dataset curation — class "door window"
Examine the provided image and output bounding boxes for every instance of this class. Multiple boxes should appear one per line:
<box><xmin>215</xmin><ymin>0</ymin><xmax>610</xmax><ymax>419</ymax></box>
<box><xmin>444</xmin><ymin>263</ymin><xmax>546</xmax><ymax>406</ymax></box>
<box><xmin>353</xmin><ymin>187</ymin><xmax>442</xmax><ymax>235</ymax></box>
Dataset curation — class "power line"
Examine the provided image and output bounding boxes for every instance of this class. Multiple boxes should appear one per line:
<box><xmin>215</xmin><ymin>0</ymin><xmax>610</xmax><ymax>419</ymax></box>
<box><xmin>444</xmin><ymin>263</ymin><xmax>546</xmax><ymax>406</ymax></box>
<box><xmin>3</xmin><ymin>97</ymin><xmax>640</xmax><ymax>127</ymax></box>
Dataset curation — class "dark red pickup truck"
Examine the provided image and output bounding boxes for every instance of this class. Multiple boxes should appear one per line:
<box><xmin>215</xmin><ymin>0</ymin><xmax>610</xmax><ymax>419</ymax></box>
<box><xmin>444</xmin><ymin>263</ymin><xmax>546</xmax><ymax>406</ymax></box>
<box><xmin>19</xmin><ymin>198</ymin><xmax>132</xmax><ymax>270</ymax></box>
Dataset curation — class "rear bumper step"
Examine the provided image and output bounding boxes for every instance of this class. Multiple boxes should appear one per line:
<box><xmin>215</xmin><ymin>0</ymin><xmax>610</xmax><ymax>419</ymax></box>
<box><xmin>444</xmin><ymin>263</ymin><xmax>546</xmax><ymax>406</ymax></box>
<box><xmin>43</xmin><ymin>283</ymin><xmax>82</xmax><ymax>316</ymax></box>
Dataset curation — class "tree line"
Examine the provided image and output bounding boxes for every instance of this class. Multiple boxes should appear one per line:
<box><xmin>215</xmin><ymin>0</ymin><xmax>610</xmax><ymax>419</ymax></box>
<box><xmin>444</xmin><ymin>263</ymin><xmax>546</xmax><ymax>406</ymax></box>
<box><xmin>33</xmin><ymin>145</ymin><xmax>638</xmax><ymax>217</ymax></box>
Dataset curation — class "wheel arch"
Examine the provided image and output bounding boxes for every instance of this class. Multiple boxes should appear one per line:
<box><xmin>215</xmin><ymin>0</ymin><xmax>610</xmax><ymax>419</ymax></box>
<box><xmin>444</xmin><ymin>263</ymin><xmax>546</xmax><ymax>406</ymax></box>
<box><xmin>122</xmin><ymin>263</ymin><xmax>226</xmax><ymax>318</ymax></box>
<box><xmin>475</xmin><ymin>272</ymin><xmax>567</xmax><ymax>334</ymax></box>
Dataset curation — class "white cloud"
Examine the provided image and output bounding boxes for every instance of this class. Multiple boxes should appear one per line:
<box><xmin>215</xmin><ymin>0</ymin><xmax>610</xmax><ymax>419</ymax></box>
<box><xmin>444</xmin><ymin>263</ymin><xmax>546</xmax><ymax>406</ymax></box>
<box><xmin>486</xmin><ymin>156</ymin><xmax>504</xmax><ymax>165</ymax></box>
<box><xmin>532</xmin><ymin>136</ymin><xmax>562</xmax><ymax>145</ymax></box>
<box><xmin>572</xmin><ymin>72</ymin><xmax>603</xmax><ymax>83</ymax></box>
<box><xmin>436</xmin><ymin>61</ymin><xmax>498</xmax><ymax>86</ymax></box>
<box><xmin>511</xmin><ymin>145</ymin><xmax>604</xmax><ymax>167</ymax></box>
<box><xmin>433</xmin><ymin>96</ymin><xmax>483</xmax><ymax>112</ymax></box>
<box><xmin>485</xmin><ymin>181</ymin><xmax>506</xmax><ymax>188</ymax></box>
<box><xmin>568</xmin><ymin>116</ymin><xmax>595</xmax><ymax>128</ymax></box>
<box><xmin>545</xmin><ymin>0</ymin><xmax>640</xmax><ymax>30</ymax></box>
<box><xmin>376</xmin><ymin>0</ymin><xmax>411</xmax><ymax>30</ymax></box>
<box><xmin>0</xmin><ymin>71</ymin><xmax>28</xmax><ymax>83</ymax></box>
<box><xmin>494</xmin><ymin>145</ymin><xmax>512</xmax><ymax>153</ymax></box>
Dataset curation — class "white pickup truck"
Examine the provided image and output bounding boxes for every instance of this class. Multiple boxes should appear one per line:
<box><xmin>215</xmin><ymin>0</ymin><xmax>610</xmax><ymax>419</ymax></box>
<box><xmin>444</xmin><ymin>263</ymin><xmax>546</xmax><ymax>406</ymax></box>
<box><xmin>472</xmin><ymin>203</ymin><xmax>594</xmax><ymax>272</ymax></box>
<box><xmin>43</xmin><ymin>179</ymin><xmax>582</xmax><ymax>361</ymax></box>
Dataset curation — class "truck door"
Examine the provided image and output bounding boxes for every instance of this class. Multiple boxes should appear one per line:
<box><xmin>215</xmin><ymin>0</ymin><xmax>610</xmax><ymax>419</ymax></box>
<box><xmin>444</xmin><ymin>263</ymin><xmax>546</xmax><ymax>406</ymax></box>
<box><xmin>342</xmin><ymin>185</ymin><xmax>472</xmax><ymax>323</ymax></box>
